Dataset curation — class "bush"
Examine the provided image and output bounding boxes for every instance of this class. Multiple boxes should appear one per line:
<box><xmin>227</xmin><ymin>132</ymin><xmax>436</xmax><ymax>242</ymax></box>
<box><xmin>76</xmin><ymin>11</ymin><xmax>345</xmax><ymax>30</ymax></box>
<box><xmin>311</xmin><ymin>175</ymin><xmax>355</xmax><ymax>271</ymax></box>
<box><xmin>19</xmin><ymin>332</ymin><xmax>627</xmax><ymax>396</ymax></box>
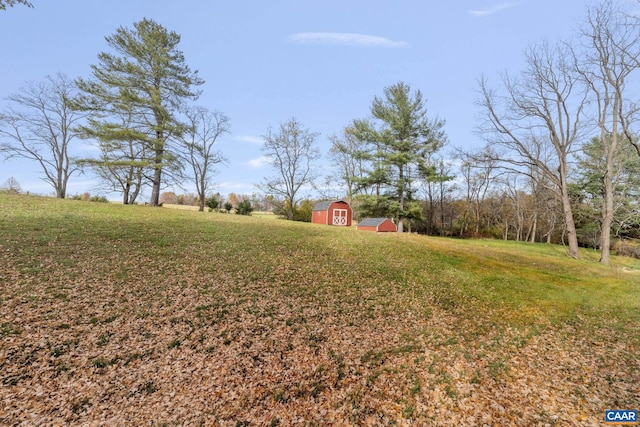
<box><xmin>90</xmin><ymin>195</ymin><xmax>109</xmax><ymax>203</ymax></box>
<box><xmin>293</xmin><ymin>199</ymin><xmax>314</xmax><ymax>222</ymax></box>
<box><xmin>235</xmin><ymin>199</ymin><xmax>254</xmax><ymax>216</ymax></box>
<box><xmin>70</xmin><ymin>193</ymin><xmax>108</xmax><ymax>202</ymax></box>
<box><xmin>205</xmin><ymin>196</ymin><xmax>219</xmax><ymax>210</ymax></box>
<box><xmin>613</xmin><ymin>240</ymin><xmax>640</xmax><ymax>260</ymax></box>
<box><xmin>223</xmin><ymin>202</ymin><xmax>233</xmax><ymax>213</ymax></box>
<box><xmin>70</xmin><ymin>193</ymin><xmax>90</xmax><ymax>201</ymax></box>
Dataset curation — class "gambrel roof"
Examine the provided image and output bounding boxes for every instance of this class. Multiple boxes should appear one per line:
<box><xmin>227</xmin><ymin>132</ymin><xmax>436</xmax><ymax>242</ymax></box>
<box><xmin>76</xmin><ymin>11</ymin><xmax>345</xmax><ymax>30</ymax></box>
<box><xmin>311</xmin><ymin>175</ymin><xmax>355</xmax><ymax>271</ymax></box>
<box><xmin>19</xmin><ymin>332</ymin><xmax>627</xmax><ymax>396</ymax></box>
<box><xmin>312</xmin><ymin>200</ymin><xmax>347</xmax><ymax>211</ymax></box>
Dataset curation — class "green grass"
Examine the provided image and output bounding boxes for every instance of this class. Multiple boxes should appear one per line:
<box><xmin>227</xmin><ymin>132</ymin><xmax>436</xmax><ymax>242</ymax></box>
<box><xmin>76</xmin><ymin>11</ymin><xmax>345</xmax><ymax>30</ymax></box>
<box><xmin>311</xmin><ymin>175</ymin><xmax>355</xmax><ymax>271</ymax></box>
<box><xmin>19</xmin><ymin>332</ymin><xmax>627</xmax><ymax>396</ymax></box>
<box><xmin>1</xmin><ymin>193</ymin><xmax>637</xmax><ymax>331</ymax></box>
<box><xmin>1</xmin><ymin>193</ymin><xmax>639</xmax><ymax>424</ymax></box>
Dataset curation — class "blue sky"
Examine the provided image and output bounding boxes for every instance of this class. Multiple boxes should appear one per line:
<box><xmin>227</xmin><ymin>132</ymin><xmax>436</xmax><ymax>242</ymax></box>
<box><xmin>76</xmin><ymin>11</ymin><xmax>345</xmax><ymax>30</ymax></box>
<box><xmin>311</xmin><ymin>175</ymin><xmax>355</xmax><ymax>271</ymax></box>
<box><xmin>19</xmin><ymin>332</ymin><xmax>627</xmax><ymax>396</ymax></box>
<box><xmin>0</xmin><ymin>0</ymin><xmax>602</xmax><ymax>200</ymax></box>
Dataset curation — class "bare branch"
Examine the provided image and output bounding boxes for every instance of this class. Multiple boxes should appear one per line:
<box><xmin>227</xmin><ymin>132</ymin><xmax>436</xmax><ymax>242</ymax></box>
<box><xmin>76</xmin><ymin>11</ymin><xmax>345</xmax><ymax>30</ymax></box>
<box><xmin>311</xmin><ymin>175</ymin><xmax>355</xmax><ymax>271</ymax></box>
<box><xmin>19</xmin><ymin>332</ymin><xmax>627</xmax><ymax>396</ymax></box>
<box><xmin>258</xmin><ymin>118</ymin><xmax>320</xmax><ymax>220</ymax></box>
<box><xmin>0</xmin><ymin>73</ymin><xmax>86</xmax><ymax>198</ymax></box>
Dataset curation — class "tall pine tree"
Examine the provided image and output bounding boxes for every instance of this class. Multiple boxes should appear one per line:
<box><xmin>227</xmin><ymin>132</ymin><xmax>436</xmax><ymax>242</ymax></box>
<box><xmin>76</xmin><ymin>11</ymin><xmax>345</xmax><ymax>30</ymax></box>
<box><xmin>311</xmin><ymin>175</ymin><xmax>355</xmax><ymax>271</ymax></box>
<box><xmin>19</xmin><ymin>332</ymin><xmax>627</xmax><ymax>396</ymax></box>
<box><xmin>351</xmin><ymin>82</ymin><xmax>447</xmax><ymax>232</ymax></box>
<box><xmin>76</xmin><ymin>18</ymin><xmax>203</xmax><ymax>205</ymax></box>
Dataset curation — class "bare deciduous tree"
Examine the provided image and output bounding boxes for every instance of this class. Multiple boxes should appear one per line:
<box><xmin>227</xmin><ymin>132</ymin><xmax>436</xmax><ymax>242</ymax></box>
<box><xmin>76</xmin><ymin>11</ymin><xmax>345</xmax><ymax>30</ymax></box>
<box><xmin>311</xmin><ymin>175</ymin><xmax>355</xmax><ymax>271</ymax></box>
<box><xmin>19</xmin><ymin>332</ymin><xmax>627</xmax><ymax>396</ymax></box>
<box><xmin>455</xmin><ymin>148</ymin><xmax>499</xmax><ymax>237</ymax></box>
<box><xmin>477</xmin><ymin>41</ymin><xmax>588</xmax><ymax>258</ymax></box>
<box><xmin>575</xmin><ymin>0</ymin><xmax>640</xmax><ymax>264</ymax></box>
<box><xmin>421</xmin><ymin>156</ymin><xmax>455</xmax><ymax>236</ymax></box>
<box><xmin>328</xmin><ymin>126</ymin><xmax>369</xmax><ymax>204</ymax></box>
<box><xmin>258</xmin><ymin>118</ymin><xmax>320</xmax><ymax>220</ymax></box>
<box><xmin>1</xmin><ymin>176</ymin><xmax>21</xmax><ymax>194</ymax></box>
<box><xmin>500</xmin><ymin>173</ymin><xmax>527</xmax><ymax>241</ymax></box>
<box><xmin>0</xmin><ymin>73</ymin><xmax>85</xmax><ymax>198</ymax></box>
<box><xmin>179</xmin><ymin>106</ymin><xmax>229</xmax><ymax>211</ymax></box>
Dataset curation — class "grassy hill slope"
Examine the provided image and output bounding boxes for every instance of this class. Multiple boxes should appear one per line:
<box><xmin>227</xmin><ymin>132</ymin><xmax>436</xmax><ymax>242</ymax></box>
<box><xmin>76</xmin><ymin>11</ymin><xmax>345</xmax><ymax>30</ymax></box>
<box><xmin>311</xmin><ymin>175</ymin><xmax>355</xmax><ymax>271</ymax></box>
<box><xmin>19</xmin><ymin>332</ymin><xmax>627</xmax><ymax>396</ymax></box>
<box><xmin>1</xmin><ymin>194</ymin><xmax>638</xmax><ymax>425</ymax></box>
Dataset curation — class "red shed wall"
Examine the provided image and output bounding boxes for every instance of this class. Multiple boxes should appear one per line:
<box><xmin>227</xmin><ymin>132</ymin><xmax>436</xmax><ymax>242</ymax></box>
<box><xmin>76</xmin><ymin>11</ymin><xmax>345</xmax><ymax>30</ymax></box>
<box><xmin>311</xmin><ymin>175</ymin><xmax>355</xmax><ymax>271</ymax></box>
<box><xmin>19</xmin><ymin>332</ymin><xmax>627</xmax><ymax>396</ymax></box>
<box><xmin>377</xmin><ymin>220</ymin><xmax>397</xmax><ymax>232</ymax></box>
<box><xmin>312</xmin><ymin>210</ymin><xmax>328</xmax><ymax>225</ymax></box>
<box><xmin>356</xmin><ymin>225</ymin><xmax>377</xmax><ymax>231</ymax></box>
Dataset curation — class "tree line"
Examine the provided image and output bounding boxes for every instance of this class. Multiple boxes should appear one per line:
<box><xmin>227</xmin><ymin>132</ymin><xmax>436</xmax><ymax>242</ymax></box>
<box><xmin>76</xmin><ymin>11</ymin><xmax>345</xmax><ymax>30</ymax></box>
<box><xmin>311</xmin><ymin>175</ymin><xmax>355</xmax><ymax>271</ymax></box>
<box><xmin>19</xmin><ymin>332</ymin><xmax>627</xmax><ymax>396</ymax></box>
<box><xmin>258</xmin><ymin>0</ymin><xmax>640</xmax><ymax>264</ymax></box>
<box><xmin>474</xmin><ymin>0</ymin><xmax>640</xmax><ymax>263</ymax></box>
<box><xmin>1</xmin><ymin>1</ymin><xmax>639</xmax><ymax>265</ymax></box>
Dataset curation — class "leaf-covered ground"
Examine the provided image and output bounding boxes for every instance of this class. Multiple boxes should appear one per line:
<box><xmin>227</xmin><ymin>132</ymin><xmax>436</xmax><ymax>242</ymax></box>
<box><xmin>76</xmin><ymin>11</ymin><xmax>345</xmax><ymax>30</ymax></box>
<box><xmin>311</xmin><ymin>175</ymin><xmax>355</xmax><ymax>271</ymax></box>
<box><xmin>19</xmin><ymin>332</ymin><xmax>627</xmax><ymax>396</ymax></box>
<box><xmin>1</xmin><ymin>195</ymin><xmax>639</xmax><ymax>425</ymax></box>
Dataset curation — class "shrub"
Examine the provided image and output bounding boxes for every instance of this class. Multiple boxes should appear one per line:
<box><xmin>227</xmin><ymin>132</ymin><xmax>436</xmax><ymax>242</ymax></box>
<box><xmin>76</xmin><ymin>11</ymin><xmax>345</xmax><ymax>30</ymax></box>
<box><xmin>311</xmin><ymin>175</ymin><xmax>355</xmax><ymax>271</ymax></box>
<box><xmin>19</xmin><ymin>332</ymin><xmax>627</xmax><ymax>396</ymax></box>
<box><xmin>70</xmin><ymin>193</ymin><xmax>108</xmax><ymax>202</ymax></box>
<box><xmin>236</xmin><ymin>200</ymin><xmax>254</xmax><ymax>216</ymax></box>
<box><xmin>159</xmin><ymin>191</ymin><xmax>178</xmax><ymax>205</ymax></box>
<box><xmin>90</xmin><ymin>195</ymin><xmax>109</xmax><ymax>203</ymax></box>
<box><xmin>613</xmin><ymin>240</ymin><xmax>640</xmax><ymax>260</ymax></box>
<box><xmin>70</xmin><ymin>193</ymin><xmax>87</xmax><ymax>201</ymax></box>
<box><xmin>224</xmin><ymin>202</ymin><xmax>233</xmax><ymax>213</ymax></box>
<box><xmin>205</xmin><ymin>195</ymin><xmax>219</xmax><ymax>210</ymax></box>
<box><xmin>293</xmin><ymin>199</ymin><xmax>314</xmax><ymax>222</ymax></box>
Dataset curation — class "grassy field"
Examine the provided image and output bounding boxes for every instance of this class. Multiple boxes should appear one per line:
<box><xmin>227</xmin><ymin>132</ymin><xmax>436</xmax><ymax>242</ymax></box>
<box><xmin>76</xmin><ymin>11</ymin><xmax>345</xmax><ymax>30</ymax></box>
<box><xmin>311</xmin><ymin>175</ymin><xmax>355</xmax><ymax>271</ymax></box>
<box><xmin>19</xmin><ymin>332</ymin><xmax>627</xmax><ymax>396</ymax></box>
<box><xmin>1</xmin><ymin>194</ymin><xmax>638</xmax><ymax>425</ymax></box>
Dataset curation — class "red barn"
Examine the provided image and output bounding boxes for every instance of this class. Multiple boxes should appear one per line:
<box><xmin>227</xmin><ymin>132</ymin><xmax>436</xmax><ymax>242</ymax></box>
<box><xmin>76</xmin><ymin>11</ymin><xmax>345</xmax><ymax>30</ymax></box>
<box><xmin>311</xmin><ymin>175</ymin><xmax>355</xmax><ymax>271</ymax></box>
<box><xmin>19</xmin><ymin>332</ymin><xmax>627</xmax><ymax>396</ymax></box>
<box><xmin>312</xmin><ymin>200</ymin><xmax>352</xmax><ymax>226</ymax></box>
<box><xmin>356</xmin><ymin>217</ymin><xmax>397</xmax><ymax>232</ymax></box>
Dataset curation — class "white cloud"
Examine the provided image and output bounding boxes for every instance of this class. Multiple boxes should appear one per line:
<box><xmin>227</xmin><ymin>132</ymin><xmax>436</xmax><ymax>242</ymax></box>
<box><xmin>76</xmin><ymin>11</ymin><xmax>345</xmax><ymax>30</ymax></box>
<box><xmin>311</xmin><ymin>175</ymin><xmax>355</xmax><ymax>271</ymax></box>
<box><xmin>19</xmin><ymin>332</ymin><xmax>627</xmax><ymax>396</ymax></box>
<box><xmin>468</xmin><ymin>2</ymin><xmax>517</xmax><ymax>17</ymax></box>
<box><xmin>235</xmin><ymin>135</ymin><xmax>263</xmax><ymax>145</ymax></box>
<box><xmin>288</xmin><ymin>32</ymin><xmax>407</xmax><ymax>48</ymax></box>
<box><xmin>245</xmin><ymin>156</ymin><xmax>271</xmax><ymax>168</ymax></box>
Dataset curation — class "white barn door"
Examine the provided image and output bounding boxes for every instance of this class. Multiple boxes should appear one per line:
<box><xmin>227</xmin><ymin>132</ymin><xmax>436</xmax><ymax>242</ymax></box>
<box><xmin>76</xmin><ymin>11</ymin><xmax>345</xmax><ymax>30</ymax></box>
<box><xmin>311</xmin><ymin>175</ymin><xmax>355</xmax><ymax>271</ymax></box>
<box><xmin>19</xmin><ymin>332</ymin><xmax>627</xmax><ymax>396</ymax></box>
<box><xmin>333</xmin><ymin>209</ymin><xmax>347</xmax><ymax>225</ymax></box>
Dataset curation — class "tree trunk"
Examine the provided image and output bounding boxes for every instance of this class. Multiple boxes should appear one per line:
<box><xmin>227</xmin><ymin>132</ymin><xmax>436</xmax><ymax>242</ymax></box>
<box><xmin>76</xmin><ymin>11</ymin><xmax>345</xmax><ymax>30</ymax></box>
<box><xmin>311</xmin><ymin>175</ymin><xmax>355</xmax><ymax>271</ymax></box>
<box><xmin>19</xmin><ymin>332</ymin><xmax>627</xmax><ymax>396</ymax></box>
<box><xmin>150</xmin><ymin>164</ymin><xmax>162</xmax><ymax>206</ymax></box>
<box><xmin>123</xmin><ymin>183</ymin><xmax>130</xmax><ymax>204</ymax></box>
<box><xmin>600</xmin><ymin>141</ymin><xmax>616</xmax><ymax>265</ymax></box>
<box><xmin>287</xmin><ymin>199</ymin><xmax>295</xmax><ymax>221</ymax></box>
<box><xmin>560</xmin><ymin>187</ymin><xmax>579</xmax><ymax>258</ymax></box>
<box><xmin>397</xmin><ymin>166</ymin><xmax>404</xmax><ymax>233</ymax></box>
<box><xmin>56</xmin><ymin>171</ymin><xmax>66</xmax><ymax>198</ymax></box>
<box><xmin>198</xmin><ymin>177</ymin><xmax>205</xmax><ymax>212</ymax></box>
<box><xmin>439</xmin><ymin>183</ymin><xmax>446</xmax><ymax>236</ymax></box>
<box><xmin>129</xmin><ymin>181</ymin><xmax>141</xmax><ymax>205</ymax></box>
<box><xmin>528</xmin><ymin>209</ymin><xmax>537</xmax><ymax>243</ymax></box>
<box><xmin>598</xmin><ymin>88</ymin><xmax>620</xmax><ymax>264</ymax></box>
<box><xmin>557</xmin><ymin>158</ymin><xmax>580</xmax><ymax>258</ymax></box>
<box><xmin>150</xmin><ymin>143</ymin><xmax>163</xmax><ymax>206</ymax></box>
<box><xmin>427</xmin><ymin>190</ymin><xmax>435</xmax><ymax>235</ymax></box>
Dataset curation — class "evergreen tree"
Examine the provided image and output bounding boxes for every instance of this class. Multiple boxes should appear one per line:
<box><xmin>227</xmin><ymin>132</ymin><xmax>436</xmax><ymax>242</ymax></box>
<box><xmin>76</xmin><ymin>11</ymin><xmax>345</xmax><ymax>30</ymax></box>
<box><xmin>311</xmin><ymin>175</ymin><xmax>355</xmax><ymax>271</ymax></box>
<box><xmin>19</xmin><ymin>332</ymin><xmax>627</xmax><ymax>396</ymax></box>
<box><xmin>75</xmin><ymin>18</ymin><xmax>203</xmax><ymax>205</ymax></box>
<box><xmin>351</xmin><ymin>82</ymin><xmax>446</xmax><ymax>231</ymax></box>
<box><xmin>235</xmin><ymin>199</ymin><xmax>254</xmax><ymax>216</ymax></box>
<box><xmin>76</xmin><ymin>111</ymin><xmax>148</xmax><ymax>204</ymax></box>
<box><xmin>575</xmin><ymin>136</ymin><xmax>640</xmax><ymax>243</ymax></box>
<box><xmin>0</xmin><ymin>0</ymin><xmax>32</xmax><ymax>11</ymax></box>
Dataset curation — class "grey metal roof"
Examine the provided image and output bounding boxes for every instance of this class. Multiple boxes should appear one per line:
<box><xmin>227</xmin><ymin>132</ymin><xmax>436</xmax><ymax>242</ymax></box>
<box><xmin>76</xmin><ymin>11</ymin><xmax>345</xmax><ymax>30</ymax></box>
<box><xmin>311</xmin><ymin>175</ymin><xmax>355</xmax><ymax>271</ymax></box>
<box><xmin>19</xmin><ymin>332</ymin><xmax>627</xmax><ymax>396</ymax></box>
<box><xmin>357</xmin><ymin>218</ymin><xmax>391</xmax><ymax>227</ymax></box>
<box><xmin>312</xmin><ymin>200</ymin><xmax>347</xmax><ymax>211</ymax></box>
